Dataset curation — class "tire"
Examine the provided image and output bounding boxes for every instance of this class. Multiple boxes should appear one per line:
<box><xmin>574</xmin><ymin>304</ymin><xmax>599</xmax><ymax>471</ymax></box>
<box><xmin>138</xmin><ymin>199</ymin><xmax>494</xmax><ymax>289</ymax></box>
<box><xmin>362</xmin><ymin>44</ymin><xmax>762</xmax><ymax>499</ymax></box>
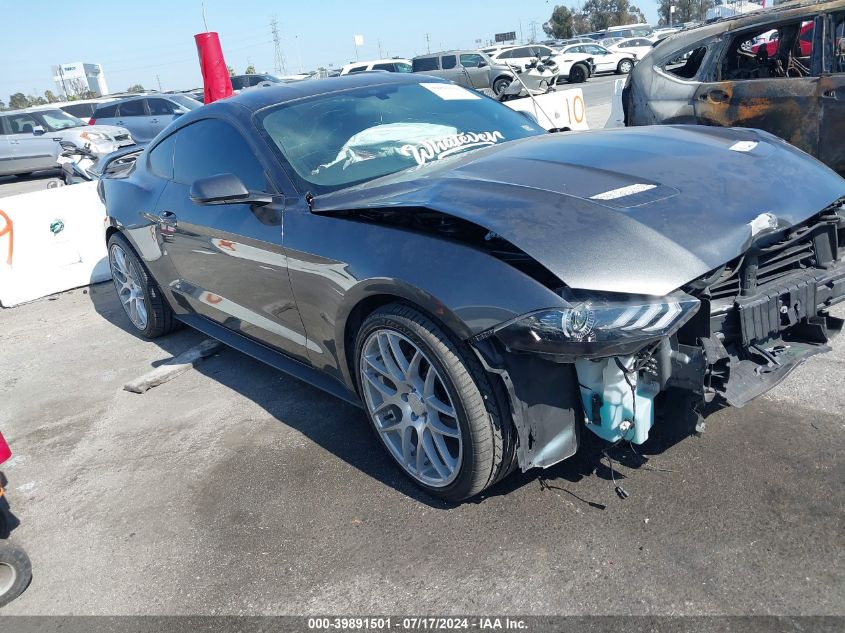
<box><xmin>0</xmin><ymin>542</ymin><xmax>32</xmax><ymax>609</ymax></box>
<box><xmin>568</xmin><ymin>64</ymin><xmax>588</xmax><ymax>83</ymax></box>
<box><xmin>617</xmin><ymin>59</ymin><xmax>634</xmax><ymax>74</ymax></box>
<box><xmin>355</xmin><ymin>303</ymin><xmax>512</xmax><ymax>501</ymax></box>
<box><xmin>492</xmin><ymin>76</ymin><xmax>512</xmax><ymax>96</ymax></box>
<box><xmin>107</xmin><ymin>232</ymin><xmax>177</xmax><ymax>338</ymax></box>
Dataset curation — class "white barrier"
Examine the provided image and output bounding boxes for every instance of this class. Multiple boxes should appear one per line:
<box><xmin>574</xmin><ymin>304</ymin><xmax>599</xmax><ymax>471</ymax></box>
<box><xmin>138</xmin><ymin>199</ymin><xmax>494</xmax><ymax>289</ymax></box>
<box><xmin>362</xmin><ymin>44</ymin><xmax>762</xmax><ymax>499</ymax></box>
<box><xmin>0</xmin><ymin>181</ymin><xmax>109</xmax><ymax>308</ymax></box>
<box><xmin>504</xmin><ymin>88</ymin><xmax>590</xmax><ymax>131</ymax></box>
<box><xmin>606</xmin><ymin>78</ymin><xmax>627</xmax><ymax>129</ymax></box>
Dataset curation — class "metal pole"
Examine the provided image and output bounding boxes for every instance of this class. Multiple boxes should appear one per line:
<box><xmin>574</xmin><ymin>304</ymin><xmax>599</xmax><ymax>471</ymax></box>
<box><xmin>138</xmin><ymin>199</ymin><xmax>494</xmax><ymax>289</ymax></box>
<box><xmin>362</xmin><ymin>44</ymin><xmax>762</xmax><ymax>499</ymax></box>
<box><xmin>202</xmin><ymin>2</ymin><xmax>209</xmax><ymax>31</ymax></box>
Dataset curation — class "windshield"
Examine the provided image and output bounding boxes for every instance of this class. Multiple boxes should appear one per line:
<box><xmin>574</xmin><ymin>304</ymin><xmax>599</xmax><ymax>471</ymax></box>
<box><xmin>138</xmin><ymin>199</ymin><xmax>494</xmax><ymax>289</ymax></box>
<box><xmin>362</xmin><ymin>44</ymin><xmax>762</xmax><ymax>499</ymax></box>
<box><xmin>258</xmin><ymin>81</ymin><xmax>543</xmax><ymax>194</ymax></box>
<box><xmin>36</xmin><ymin>109</ymin><xmax>85</xmax><ymax>130</ymax></box>
<box><xmin>170</xmin><ymin>95</ymin><xmax>202</xmax><ymax>110</ymax></box>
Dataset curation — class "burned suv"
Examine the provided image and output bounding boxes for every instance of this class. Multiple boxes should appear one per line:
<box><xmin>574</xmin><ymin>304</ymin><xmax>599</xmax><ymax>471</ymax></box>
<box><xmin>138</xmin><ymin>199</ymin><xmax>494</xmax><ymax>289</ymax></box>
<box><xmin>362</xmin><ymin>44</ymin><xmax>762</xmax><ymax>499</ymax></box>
<box><xmin>623</xmin><ymin>0</ymin><xmax>845</xmax><ymax>173</ymax></box>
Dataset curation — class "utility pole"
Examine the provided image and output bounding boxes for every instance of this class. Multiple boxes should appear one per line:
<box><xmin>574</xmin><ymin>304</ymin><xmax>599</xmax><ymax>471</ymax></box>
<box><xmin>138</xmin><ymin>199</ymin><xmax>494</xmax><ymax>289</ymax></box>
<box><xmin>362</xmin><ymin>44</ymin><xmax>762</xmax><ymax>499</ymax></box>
<box><xmin>156</xmin><ymin>74</ymin><xmax>162</xmax><ymax>91</ymax></box>
<box><xmin>378</xmin><ymin>38</ymin><xmax>383</xmax><ymax>58</ymax></box>
<box><xmin>270</xmin><ymin>17</ymin><xmax>287</xmax><ymax>74</ymax></box>
<box><xmin>529</xmin><ymin>20</ymin><xmax>538</xmax><ymax>43</ymax></box>
<box><xmin>425</xmin><ymin>33</ymin><xmax>431</xmax><ymax>54</ymax></box>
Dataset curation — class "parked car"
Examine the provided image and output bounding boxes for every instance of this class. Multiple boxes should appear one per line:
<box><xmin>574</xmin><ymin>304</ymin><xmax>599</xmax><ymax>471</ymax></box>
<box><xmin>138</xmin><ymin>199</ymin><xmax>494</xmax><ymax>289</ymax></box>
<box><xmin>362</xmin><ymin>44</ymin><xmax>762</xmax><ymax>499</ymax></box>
<box><xmin>0</xmin><ymin>107</ymin><xmax>133</xmax><ymax>177</ymax></box>
<box><xmin>341</xmin><ymin>58</ymin><xmax>412</xmax><ymax>74</ymax></box>
<box><xmin>749</xmin><ymin>21</ymin><xmax>814</xmax><ymax>57</ymax></box>
<box><xmin>91</xmin><ymin>94</ymin><xmax>202</xmax><ymax>143</ymax></box>
<box><xmin>608</xmin><ymin>37</ymin><xmax>656</xmax><ymax>61</ymax></box>
<box><xmin>623</xmin><ymin>0</ymin><xmax>845</xmax><ymax>174</ymax></box>
<box><xmin>412</xmin><ymin>50</ymin><xmax>515</xmax><ymax>94</ymax></box>
<box><xmin>230</xmin><ymin>74</ymin><xmax>282</xmax><ymax>92</ymax></box>
<box><xmin>488</xmin><ymin>44</ymin><xmax>595</xmax><ymax>83</ymax></box>
<box><xmin>559</xmin><ymin>42</ymin><xmax>636</xmax><ymax>74</ymax></box>
<box><xmin>57</xmin><ymin>97</ymin><xmax>118</xmax><ymax>122</ymax></box>
<box><xmin>101</xmin><ymin>72</ymin><xmax>845</xmax><ymax>501</ymax></box>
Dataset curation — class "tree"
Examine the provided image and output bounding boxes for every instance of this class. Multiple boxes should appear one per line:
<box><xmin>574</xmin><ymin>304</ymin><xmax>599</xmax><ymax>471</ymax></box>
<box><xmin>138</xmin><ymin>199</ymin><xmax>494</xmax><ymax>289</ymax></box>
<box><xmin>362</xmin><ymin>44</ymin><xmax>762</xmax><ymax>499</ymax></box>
<box><xmin>8</xmin><ymin>93</ymin><xmax>29</xmax><ymax>109</ymax></box>
<box><xmin>544</xmin><ymin>6</ymin><xmax>576</xmax><ymax>39</ymax></box>
<box><xmin>28</xmin><ymin>95</ymin><xmax>47</xmax><ymax>106</ymax></box>
<box><xmin>245</xmin><ymin>65</ymin><xmax>256</xmax><ymax>74</ymax></box>
<box><xmin>227</xmin><ymin>65</ymin><xmax>235</xmax><ymax>76</ymax></box>
<box><xmin>0</xmin><ymin>100</ymin><xmax>6</xmax><ymax>111</ymax></box>
<box><xmin>126</xmin><ymin>84</ymin><xmax>145</xmax><ymax>93</ymax></box>
<box><xmin>657</xmin><ymin>0</ymin><xmax>713</xmax><ymax>25</ymax></box>
<box><xmin>44</xmin><ymin>90</ymin><xmax>59</xmax><ymax>103</ymax></box>
<box><xmin>580</xmin><ymin>0</ymin><xmax>647</xmax><ymax>31</ymax></box>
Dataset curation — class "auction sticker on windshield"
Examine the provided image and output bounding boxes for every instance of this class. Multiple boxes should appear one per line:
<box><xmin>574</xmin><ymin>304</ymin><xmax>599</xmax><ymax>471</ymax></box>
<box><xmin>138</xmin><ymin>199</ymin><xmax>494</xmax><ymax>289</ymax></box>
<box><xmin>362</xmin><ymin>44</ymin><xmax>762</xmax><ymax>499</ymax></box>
<box><xmin>420</xmin><ymin>83</ymin><xmax>481</xmax><ymax>100</ymax></box>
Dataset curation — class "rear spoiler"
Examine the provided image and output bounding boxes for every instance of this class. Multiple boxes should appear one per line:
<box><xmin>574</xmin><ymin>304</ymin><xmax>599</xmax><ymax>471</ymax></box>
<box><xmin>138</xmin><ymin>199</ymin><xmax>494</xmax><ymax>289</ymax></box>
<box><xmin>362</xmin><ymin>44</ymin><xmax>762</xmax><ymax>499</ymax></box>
<box><xmin>92</xmin><ymin>143</ymin><xmax>148</xmax><ymax>179</ymax></box>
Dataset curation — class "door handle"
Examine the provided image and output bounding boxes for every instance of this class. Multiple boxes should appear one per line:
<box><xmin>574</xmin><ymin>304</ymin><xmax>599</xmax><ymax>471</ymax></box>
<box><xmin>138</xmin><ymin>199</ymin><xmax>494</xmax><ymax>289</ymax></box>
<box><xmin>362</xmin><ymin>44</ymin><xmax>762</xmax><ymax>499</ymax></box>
<box><xmin>150</xmin><ymin>118</ymin><xmax>159</xmax><ymax>123</ymax></box>
<box><xmin>158</xmin><ymin>210</ymin><xmax>177</xmax><ymax>225</ymax></box>
<box><xmin>704</xmin><ymin>89</ymin><xmax>730</xmax><ymax>103</ymax></box>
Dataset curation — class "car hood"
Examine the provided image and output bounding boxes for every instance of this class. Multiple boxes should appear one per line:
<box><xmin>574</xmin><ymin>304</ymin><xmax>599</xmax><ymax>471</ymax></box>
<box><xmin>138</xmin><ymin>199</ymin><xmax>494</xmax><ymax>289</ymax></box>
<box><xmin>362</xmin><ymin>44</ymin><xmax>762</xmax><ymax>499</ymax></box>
<box><xmin>312</xmin><ymin>125</ymin><xmax>845</xmax><ymax>296</ymax></box>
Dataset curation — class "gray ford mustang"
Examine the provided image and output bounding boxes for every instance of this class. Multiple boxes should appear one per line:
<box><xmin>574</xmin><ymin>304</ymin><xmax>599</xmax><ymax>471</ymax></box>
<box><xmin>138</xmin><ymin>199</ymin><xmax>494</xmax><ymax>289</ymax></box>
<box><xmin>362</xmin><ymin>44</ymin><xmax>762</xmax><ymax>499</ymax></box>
<box><xmin>100</xmin><ymin>73</ymin><xmax>845</xmax><ymax>500</ymax></box>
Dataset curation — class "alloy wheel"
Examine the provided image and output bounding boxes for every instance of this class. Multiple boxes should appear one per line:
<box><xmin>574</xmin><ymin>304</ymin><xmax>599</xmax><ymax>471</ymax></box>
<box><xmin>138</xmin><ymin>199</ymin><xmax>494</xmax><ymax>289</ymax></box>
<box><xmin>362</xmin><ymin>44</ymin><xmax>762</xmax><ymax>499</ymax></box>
<box><xmin>109</xmin><ymin>243</ymin><xmax>149</xmax><ymax>330</ymax></box>
<box><xmin>620</xmin><ymin>60</ymin><xmax>633</xmax><ymax>73</ymax></box>
<box><xmin>0</xmin><ymin>561</ymin><xmax>16</xmax><ymax>598</ymax></box>
<box><xmin>359</xmin><ymin>329</ymin><xmax>463</xmax><ymax>487</ymax></box>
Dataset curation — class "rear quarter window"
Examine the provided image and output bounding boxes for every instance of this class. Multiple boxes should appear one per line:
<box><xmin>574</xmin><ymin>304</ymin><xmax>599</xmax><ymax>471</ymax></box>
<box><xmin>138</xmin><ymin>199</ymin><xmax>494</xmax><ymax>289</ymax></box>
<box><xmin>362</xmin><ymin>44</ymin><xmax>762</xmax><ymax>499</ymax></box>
<box><xmin>663</xmin><ymin>46</ymin><xmax>708</xmax><ymax>79</ymax></box>
<box><xmin>148</xmin><ymin>133</ymin><xmax>176</xmax><ymax>179</ymax></box>
<box><xmin>412</xmin><ymin>57</ymin><xmax>439</xmax><ymax>71</ymax></box>
<box><xmin>94</xmin><ymin>103</ymin><xmax>118</xmax><ymax>118</ymax></box>
<box><xmin>62</xmin><ymin>103</ymin><xmax>95</xmax><ymax>119</ymax></box>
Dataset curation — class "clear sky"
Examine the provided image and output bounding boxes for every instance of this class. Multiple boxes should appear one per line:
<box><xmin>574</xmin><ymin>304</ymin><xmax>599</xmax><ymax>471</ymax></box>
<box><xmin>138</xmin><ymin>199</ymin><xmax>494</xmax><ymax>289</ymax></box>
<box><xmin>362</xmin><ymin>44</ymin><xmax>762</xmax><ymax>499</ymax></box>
<box><xmin>0</xmin><ymin>0</ymin><xmax>659</xmax><ymax>98</ymax></box>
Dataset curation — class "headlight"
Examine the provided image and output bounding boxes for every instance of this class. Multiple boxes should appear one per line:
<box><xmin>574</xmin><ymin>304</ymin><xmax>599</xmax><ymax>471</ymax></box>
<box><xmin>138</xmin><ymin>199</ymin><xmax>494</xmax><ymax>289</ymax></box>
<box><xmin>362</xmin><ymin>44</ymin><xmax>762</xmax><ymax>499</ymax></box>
<box><xmin>80</xmin><ymin>131</ymin><xmax>108</xmax><ymax>142</ymax></box>
<box><xmin>491</xmin><ymin>290</ymin><xmax>700</xmax><ymax>360</ymax></box>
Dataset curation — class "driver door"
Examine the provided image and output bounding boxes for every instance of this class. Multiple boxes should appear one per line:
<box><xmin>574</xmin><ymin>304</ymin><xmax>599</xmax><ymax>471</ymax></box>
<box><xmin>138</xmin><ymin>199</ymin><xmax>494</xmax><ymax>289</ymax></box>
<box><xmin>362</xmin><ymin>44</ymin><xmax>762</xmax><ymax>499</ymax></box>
<box><xmin>153</xmin><ymin>118</ymin><xmax>311</xmax><ymax>362</ymax></box>
<box><xmin>693</xmin><ymin>18</ymin><xmax>822</xmax><ymax>158</ymax></box>
<box><xmin>3</xmin><ymin>113</ymin><xmax>60</xmax><ymax>173</ymax></box>
<box><xmin>459</xmin><ymin>53</ymin><xmax>489</xmax><ymax>89</ymax></box>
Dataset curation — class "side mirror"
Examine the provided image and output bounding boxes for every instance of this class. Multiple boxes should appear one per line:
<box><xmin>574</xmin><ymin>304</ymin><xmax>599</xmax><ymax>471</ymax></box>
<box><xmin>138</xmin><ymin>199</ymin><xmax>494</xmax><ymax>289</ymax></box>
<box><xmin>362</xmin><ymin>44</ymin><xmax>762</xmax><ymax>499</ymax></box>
<box><xmin>173</xmin><ymin>108</ymin><xmax>187</xmax><ymax>118</ymax></box>
<box><xmin>189</xmin><ymin>173</ymin><xmax>271</xmax><ymax>206</ymax></box>
<box><xmin>477</xmin><ymin>60</ymin><xmax>488</xmax><ymax>68</ymax></box>
<box><xmin>32</xmin><ymin>126</ymin><xmax>45</xmax><ymax>136</ymax></box>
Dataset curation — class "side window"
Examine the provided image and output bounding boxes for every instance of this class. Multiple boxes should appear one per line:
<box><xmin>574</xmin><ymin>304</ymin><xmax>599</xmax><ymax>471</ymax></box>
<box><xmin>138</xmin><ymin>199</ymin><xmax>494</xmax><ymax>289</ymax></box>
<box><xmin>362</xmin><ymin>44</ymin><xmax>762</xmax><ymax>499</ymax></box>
<box><xmin>723</xmin><ymin>21</ymin><xmax>816</xmax><ymax>80</ymax></box>
<box><xmin>372</xmin><ymin>63</ymin><xmax>393</xmax><ymax>71</ymax></box>
<box><xmin>347</xmin><ymin>65</ymin><xmax>368</xmax><ymax>73</ymax></box>
<box><xmin>394</xmin><ymin>62</ymin><xmax>413</xmax><ymax>73</ymax></box>
<box><xmin>95</xmin><ymin>103</ymin><xmax>118</xmax><ymax>119</ymax></box>
<box><xmin>460</xmin><ymin>53</ymin><xmax>483</xmax><ymax>67</ymax></box>
<box><xmin>570</xmin><ymin>46</ymin><xmax>585</xmax><ymax>54</ymax></box>
<box><xmin>173</xmin><ymin>119</ymin><xmax>266</xmax><ymax>191</ymax></box>
<box><xmin>664</xmin><ymin>46</ymin><xmax>708</xmax><ymax>79</ymax></box>
<box><xmin>835</xmin><ymin>14</ymin><xmax>845</xmax><ymax>73</ymax></box>
<box><xmin>118</xmin><ymin>100</ymin><xmax>146</xmax><ymax>117</ymax></box>
<box><xmin>7</xmin><ymin>114</ymin><xmax>39</xmax><ymax>133</ymax></box>
<box><xmin>148</xmin><ymin>133</ymin><xmax>176</xmax><ymax>179</ymax></box>
<box><xmin>147</xmin><ymin>99</ymin><xmax>175</xmax><ymax>115</ymax></box>
<box><xmin>0</xmin><ymin>117</ymin><xmax>8</xmax><ymax>135</ymax></box>
<box><xmin>441</xmin><ymin>55</ymin><xmax>457</xmax><ymax>69</ymax></box>
<box><xmin>412</xmin><ymin>57</ymin><xmax>439</xmax><ymax>71</ymax></box>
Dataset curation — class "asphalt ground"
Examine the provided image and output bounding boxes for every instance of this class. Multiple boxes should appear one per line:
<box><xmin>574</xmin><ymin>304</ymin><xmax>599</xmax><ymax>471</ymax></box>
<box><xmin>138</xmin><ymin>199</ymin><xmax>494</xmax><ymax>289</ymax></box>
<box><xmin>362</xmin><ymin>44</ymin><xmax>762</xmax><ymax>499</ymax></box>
<box><xmin>0</xmin><ymin>73</ymin><xmax>842</xmax><ymax>617</ymax></box>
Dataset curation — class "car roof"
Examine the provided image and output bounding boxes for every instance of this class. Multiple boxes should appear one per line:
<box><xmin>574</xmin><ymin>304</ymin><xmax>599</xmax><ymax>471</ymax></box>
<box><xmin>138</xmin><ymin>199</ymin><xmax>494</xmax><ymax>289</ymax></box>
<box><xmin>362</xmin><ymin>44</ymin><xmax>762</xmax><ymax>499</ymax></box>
<box><xmin>3</xmin><ymin>106</ymin><xmax>71</xmax><ymax>115</ymax></box>
<box><xmin>200</xmin><ymin>72</ymin><xmax>448</xmax><ymax>114</ymax></box>
<box><xmin>661</xmin><ymin>0</ymin><xmax>838</xmax><ymax>49</ymax></box>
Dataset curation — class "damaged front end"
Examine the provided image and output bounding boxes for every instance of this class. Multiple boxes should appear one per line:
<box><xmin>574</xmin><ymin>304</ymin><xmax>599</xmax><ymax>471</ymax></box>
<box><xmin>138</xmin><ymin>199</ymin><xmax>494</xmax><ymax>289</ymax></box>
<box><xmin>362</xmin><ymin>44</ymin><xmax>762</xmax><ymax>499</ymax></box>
<box><xmin>472</xmin><ymin>197</ymin><xmax>845</xmax><ymax>472</ymax></box>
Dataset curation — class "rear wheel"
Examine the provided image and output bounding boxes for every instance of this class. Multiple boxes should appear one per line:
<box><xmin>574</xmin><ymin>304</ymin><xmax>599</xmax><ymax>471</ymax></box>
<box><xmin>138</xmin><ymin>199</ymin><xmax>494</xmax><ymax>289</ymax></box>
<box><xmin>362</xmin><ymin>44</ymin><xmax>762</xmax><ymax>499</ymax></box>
<box><xmin>355</xmin><ymin>303</ymin><xmax>512</xmax><ymax>501</ymax></box>
<box><xmin>568</xmin><ymin>64</ymin><xmax>588</xmax><ymax>83</ymax></box>
<box><xmin>492</xmin><ymin>76</ymin><xmax>512</xmax><ymax>96</ymax></box>
<box><xmin>107</xmin><ymin>233</ymin><xmax>177</xmax><ymax>338</ymax></box>
<box><xmin>617</xmin><ymin>59</ymin><xmax>634</xmax><ymax>74</ymax></box>
<box><xmin>0</xmin><ymin>542</ymin><xmax>31</xmax><ymax>608</ymax></box>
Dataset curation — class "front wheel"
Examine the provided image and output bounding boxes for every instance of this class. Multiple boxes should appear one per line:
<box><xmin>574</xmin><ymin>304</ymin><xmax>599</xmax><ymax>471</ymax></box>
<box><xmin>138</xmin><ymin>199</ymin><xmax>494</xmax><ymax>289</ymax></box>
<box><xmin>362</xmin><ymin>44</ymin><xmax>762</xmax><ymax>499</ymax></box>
<box><xmin>617</xmin><ymin>59</ymin><xmax>634</xmax><ymax>74</ymax></box>
<box><xmin>355</xmin><ymin>304</ymin><xmax>513</xmax><ymax>501</ymax></box>
<box><xmin>0</xmin><ymin>542</ymin><xmax>31</xmax><ymax>608</ymax></box>
<box><xmin>568</xmin><ymin>64</ymin><xmax>588</xmax><ymax>83</ymax></box>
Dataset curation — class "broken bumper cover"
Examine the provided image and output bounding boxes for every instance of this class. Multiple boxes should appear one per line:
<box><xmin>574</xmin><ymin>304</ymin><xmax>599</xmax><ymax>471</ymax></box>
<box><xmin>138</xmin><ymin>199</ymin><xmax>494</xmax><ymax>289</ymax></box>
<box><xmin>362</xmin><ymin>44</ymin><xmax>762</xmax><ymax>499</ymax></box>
<box><xmin>473</xmin><ymin>256</ymin><xmax>845</xmax><ymax>473</ymax></box>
